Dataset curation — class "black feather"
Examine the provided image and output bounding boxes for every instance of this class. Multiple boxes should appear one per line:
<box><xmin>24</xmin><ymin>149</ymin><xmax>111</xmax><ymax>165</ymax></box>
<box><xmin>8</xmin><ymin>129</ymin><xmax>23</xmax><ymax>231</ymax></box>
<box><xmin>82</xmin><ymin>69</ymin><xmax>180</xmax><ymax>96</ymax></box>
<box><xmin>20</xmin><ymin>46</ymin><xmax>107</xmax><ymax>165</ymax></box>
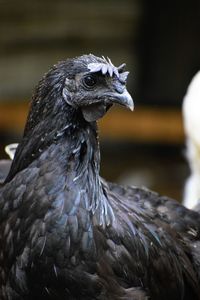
<box><xmin>1</xmin><ymin>54</ymin><xmax>200</xmax><ymax>300</ymax></box>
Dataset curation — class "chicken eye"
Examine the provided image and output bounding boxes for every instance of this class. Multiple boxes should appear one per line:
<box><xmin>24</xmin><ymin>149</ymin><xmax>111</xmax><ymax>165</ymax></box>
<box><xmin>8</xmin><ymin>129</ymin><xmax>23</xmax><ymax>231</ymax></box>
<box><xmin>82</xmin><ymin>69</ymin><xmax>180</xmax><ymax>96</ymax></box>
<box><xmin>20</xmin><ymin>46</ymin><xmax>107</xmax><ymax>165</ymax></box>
<box><xmin>83</xmin><ymin>75</ymin><xmax>97</xmax><ymax>89</ymax></box>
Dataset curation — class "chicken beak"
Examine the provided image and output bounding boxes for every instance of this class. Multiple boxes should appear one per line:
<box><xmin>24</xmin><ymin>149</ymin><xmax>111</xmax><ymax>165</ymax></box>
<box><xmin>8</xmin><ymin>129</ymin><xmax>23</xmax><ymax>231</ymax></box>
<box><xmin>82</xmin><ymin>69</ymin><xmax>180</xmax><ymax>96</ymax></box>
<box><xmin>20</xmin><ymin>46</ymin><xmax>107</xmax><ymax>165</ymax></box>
<box><xmin>81</xmin><ymin>88</ymin><xmax>134</xmax><ymax>122</ymax></box>
<box><xmin>110</xmin><ymin>89</ymin><xmax>134</xmax><ymax>111</ymax></box>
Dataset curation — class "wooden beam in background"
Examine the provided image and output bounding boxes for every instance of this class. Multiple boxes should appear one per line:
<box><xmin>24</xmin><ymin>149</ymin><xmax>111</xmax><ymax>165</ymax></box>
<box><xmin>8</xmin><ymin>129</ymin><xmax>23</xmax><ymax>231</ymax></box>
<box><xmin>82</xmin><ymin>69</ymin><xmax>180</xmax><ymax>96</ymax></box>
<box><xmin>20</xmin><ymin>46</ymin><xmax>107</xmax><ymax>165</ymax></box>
<box><xmin>99</xmin><ymin>106</ymin><xmax>184</xmax><ymax>144</ymax></box>
<box><xmin>0</xmin><ymin>102</ymin><xmax>184</xmax><ymax>144</ymax></box>
<box><xmin>0</xmin><ymin>102</ymin><xmax>29</xmax><ymax>132</ymax></box>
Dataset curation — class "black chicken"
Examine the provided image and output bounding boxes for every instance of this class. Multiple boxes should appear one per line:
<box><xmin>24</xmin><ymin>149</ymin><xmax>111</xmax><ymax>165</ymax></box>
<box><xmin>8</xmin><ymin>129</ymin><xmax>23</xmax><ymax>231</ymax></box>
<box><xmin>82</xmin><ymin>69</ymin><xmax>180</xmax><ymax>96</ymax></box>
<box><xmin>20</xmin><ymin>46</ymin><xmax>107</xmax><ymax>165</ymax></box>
<box><xmin>1</xmin><ymin>54</ymin><xmax>200</xmax><ymax>300</ymax></box>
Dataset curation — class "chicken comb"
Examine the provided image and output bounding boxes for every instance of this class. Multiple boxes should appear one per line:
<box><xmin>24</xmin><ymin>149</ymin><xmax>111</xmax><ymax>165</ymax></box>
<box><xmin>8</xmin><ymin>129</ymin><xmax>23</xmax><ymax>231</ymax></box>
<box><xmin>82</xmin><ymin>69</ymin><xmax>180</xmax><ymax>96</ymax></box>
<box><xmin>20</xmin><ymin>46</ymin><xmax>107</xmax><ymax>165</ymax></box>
<box><xmin>87</xmin><ymin>57</ymin><xmax>118</xmax><ymax>78</ymax></box>
<box><xmin>87</xmin><ymin>56</ymin><xmax>129</xmax><ymax>83</ymax></box>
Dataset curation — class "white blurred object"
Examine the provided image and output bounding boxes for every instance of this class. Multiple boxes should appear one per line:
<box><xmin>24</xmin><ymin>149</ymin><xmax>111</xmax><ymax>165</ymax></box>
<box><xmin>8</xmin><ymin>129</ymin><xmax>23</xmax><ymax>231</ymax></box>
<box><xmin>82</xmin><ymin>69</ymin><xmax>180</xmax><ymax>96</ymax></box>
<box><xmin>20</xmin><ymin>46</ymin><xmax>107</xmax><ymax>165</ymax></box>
<box><xmin>183</xmin><ymin>71</ymin><xmax>200</xmax><ymax>209</ymax></box>
<box><xmin>5</xmin><ymin>143</ymin><xmax>18</xmax><ymax>160</ymax></box>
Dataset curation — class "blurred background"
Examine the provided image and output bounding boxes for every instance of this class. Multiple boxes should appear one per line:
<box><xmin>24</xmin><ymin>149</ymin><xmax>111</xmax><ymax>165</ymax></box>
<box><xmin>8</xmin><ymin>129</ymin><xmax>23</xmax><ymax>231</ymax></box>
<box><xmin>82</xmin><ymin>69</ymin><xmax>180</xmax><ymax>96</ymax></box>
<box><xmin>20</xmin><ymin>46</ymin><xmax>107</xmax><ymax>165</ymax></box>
<box><xmin>0</xmin><ymin>0</ymin><xmax>200</xmax><ymax>201</ymax></box>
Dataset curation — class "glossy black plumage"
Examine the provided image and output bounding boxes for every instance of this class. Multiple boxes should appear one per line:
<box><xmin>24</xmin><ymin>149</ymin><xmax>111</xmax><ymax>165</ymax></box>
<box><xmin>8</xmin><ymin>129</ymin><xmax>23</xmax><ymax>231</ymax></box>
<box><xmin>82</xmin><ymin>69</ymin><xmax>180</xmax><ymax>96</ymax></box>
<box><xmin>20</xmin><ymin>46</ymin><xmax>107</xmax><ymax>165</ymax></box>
<box><xmin>1</xmin><ymin>54</ymin><xmax>200</xmax><ymax>300</ymax></box>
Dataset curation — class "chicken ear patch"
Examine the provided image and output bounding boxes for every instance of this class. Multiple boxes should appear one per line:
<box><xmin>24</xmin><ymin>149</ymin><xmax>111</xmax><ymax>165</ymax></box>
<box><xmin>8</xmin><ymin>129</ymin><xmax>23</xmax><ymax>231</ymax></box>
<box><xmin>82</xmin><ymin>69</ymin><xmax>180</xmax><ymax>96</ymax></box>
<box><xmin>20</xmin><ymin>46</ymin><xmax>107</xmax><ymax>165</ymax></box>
<box><xmin>81</xmin><ymin>103</ymin><xmax>107</xmax><ymax>122</ymax></box>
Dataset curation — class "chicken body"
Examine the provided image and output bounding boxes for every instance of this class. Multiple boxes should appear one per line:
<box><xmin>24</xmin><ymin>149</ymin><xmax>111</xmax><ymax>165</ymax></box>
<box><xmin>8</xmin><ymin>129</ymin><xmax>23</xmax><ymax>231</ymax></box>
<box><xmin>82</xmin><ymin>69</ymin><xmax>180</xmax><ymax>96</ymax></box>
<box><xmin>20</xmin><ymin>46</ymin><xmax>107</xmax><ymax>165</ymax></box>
<box><xmin>0</xmin><ymin>55</ymin><xmax>200</xmax><ymax>300</ymax></box>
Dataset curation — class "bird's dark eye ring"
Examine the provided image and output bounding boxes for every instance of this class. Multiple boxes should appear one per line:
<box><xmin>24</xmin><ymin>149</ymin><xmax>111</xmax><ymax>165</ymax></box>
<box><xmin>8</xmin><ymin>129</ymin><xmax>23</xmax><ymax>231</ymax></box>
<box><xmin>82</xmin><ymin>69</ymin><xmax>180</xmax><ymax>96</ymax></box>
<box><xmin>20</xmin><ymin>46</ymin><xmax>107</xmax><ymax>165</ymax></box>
<box><xmin>83</xmin><ymin>75</ymin><xmax>97</xmax><ymax>89</ymax></box>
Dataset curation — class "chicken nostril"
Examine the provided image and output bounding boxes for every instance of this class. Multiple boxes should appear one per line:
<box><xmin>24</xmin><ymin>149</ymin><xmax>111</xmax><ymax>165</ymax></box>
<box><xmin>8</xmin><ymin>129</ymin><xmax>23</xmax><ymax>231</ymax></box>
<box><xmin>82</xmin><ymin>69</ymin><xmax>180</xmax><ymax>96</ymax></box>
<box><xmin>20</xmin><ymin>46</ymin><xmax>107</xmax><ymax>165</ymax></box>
<box><xmin>114</xmin><ymin>84</ymin><xmax>125</xmax><ymax>94</ymax></box>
